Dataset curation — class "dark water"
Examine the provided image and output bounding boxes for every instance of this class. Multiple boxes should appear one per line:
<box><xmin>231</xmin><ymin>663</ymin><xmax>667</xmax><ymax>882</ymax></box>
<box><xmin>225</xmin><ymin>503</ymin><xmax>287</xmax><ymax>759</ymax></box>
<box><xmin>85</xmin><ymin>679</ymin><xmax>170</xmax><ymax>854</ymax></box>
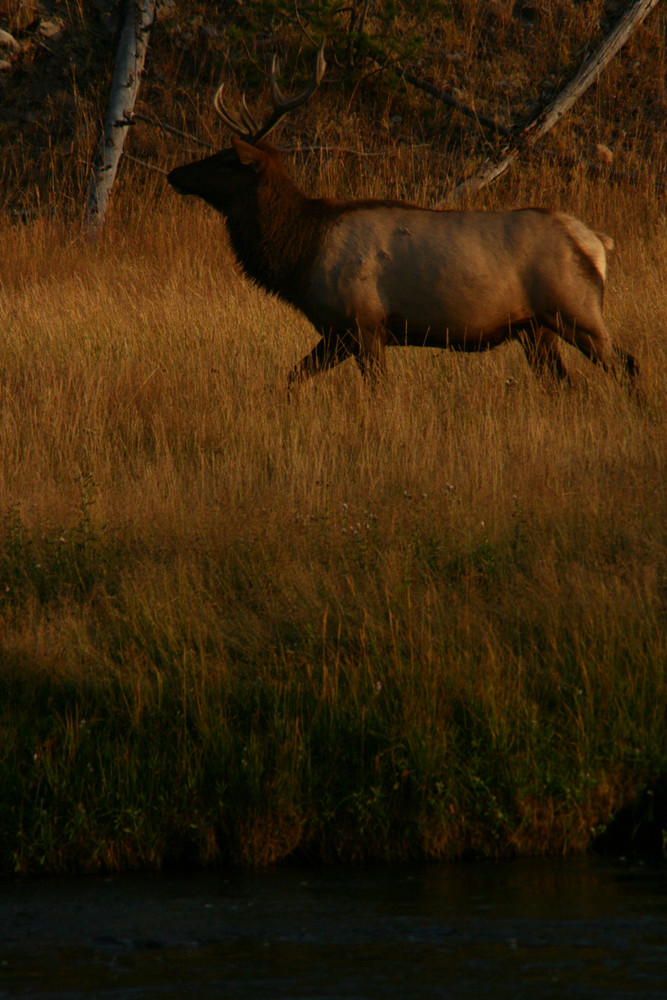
<box><xmin>1</xmin><ymin>857</ymin><xmax>666</xmax><ymax>999</ymax></box>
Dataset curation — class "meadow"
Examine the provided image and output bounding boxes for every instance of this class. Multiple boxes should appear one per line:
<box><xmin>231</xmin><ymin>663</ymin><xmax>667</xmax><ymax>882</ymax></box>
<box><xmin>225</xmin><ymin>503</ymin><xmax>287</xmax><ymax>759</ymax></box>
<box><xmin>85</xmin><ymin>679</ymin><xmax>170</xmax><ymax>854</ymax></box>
<box><xmin>1</xmin><ymin>110</ymin><xmax>666</xmax><ymax>871</ymax></box>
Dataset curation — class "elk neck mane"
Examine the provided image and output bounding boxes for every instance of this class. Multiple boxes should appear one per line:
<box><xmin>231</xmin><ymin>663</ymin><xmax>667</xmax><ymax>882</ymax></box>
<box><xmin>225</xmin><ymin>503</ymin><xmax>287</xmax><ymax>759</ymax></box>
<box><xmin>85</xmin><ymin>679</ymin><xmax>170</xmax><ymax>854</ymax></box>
<box><xmin>222</xmin><ymin>144</ymin><xmax>423</xmax><ymax>311</ymax></box>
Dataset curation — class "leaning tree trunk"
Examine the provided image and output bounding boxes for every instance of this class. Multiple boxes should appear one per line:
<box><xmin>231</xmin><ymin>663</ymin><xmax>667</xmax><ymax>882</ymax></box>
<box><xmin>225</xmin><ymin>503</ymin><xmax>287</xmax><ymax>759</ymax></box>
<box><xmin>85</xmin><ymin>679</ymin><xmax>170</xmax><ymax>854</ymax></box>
<box><xmin>440</xmin><ymin>0</ymin><xmax>662</xmax><ymax>205</ymax></box>
<box><xmin>84</xmin><ymin>0</ymin><xmax>156</xmax><ymax>233</ymax></box>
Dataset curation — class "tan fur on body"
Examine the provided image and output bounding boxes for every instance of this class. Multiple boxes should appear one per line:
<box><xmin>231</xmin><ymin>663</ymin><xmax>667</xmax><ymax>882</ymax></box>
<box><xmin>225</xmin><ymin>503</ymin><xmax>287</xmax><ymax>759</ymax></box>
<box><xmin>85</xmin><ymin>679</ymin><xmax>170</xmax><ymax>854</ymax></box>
<box><xmin>168</xmin><ymin>138</ymin><xmax>638</xmax><ymax>389</ymax></box>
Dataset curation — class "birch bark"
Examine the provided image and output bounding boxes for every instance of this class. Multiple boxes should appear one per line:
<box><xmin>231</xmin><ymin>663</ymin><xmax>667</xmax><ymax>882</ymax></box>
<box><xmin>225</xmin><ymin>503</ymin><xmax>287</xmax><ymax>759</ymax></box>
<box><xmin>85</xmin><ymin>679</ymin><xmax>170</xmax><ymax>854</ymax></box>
<box><xmin>84</xmin><ymin>0</ymin><xmax>156</xmax><ymax>233</ymax></box>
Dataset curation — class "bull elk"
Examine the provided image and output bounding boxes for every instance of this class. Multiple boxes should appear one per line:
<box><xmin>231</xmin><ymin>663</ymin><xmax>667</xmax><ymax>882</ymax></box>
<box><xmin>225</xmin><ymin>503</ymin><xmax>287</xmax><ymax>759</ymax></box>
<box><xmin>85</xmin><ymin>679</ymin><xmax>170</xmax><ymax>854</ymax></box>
<box><xmin>167</xmin><ymin>45</ymin><xmax>638</xmax><ymax>390</ymax></box>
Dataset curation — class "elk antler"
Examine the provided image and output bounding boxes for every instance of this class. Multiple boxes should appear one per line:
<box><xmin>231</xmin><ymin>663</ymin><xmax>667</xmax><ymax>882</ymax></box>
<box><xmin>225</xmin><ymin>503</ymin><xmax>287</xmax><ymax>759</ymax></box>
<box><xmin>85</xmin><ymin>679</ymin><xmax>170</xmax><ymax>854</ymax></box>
<box><xmin>213</xmin><ymin>41</ymin><xmax>326</xmax><ymax>143</ymax></box>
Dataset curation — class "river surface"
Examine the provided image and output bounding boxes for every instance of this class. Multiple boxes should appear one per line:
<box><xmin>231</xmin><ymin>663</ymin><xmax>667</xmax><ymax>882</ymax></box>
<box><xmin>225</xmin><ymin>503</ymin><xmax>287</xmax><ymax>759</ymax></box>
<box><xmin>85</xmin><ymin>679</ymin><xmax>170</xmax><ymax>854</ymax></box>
<box><xmin>1</xmin><ymin>857</ymin><xmax>665</xmax><ymax>999</ymax></box>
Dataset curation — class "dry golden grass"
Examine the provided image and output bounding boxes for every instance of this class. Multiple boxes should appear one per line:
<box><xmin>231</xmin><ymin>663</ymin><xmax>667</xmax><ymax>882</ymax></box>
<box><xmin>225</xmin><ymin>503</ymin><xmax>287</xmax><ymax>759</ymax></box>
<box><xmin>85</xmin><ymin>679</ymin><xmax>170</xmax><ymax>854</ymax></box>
<box><xmin>1</xmin><ymin>154</ymin><xmax>666</xmax><ymax>672</ymax></box>
<box><xmin>1</xmin><ymin>85</ymin><xmax>667</xmax><ymax>869</ymax></box>
<box><xmin>1</xmin><ymin>150</ymin><xmax>665</xmax><ymax>537</ymax></box>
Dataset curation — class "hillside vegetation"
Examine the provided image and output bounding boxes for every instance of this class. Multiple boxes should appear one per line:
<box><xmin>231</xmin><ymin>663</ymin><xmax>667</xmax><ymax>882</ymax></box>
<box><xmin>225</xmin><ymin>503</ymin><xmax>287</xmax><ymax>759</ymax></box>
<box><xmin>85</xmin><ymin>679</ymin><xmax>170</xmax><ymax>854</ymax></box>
<box><xmin>0</xmin><ymin>1</ymin><xmax>666</xmax><ymax>872</ymax></box>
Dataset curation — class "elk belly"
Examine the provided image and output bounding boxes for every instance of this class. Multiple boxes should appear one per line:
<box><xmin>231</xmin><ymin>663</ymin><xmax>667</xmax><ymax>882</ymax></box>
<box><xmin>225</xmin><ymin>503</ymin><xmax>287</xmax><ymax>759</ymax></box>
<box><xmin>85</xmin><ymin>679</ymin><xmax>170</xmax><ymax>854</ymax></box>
<box><xmin>308</xmin><ymin>207</ymin><xmax>533</xmax><ymax>345</ymax></box>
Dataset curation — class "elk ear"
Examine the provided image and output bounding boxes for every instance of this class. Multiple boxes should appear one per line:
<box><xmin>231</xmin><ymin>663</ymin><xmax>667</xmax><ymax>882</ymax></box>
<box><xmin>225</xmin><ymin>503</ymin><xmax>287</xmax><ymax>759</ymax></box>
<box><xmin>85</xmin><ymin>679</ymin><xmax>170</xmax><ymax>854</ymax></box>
<box><xmin>232</xmin><ymin>138</ymin><xmax>265</xmax><ymax>172</ymax></box>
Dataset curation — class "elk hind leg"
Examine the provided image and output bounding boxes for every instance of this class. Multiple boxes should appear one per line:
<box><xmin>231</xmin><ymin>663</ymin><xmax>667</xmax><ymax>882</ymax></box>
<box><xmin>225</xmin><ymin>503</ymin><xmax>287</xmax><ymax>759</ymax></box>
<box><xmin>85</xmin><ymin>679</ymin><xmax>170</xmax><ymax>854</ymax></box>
<box><xmin>613</xmin><ymin>345</ymin><xmax>640</xmax><ymax>384</ymax></box>
<box><xmin>559</xmin><ymin>315</ymin><xmax>638</xmax><ymax>386</ymax></box>
<box><xmin>520</xmin><ymin>324</ymin><xmax>569</xmax><ymax>382</ymax></box>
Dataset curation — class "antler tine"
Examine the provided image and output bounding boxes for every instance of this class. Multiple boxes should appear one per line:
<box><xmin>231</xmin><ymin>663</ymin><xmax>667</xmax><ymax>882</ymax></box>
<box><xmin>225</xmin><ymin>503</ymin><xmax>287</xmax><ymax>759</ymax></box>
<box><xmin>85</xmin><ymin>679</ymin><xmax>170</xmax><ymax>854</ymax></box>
<box><xmin>239</xmin><ymin>95</ymin><xmax>261</xmax><ymax>136</ymax></box>
<box><xmin>268</xmin><ymin>40</ymin><xmax>326</xmax><ymax>118</ymax></box>
<box><xmin>213</xmin><ymin>83</ymin><xmax>253</xmax><ymax>139</ymax></box>
<box><xmin>255</xmin><ymin>40</ymin><xmax>326</xmax><ymax>142</ymax></box>
<box><xmin>268</xmin><ymin>54</ymin><xmax>286</xmax><ymax>105</ymax></box>
<box><xmin>212</xmin><ymin>41</ymin><xmax>326</xmax><ymax>145</ymax></box>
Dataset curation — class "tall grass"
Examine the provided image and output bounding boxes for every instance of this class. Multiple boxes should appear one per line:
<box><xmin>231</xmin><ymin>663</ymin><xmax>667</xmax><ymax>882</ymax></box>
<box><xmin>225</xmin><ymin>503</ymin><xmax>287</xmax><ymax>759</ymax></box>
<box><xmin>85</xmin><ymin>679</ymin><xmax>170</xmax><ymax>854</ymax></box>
<box><xmin>1</xmin><ymin>144</ymin><xmax>666</xmax><ymax>872</ymax></box>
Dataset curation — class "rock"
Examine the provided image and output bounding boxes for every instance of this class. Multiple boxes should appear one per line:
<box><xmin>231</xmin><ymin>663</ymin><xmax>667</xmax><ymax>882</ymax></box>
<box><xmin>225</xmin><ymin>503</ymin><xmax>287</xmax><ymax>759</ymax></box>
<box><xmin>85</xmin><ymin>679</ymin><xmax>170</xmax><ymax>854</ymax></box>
<box><xmin>38</xmin><ymin>19</ymin><xmax>65</xmax><ymax>41</ymax></box>
<box><xmin>0</xmin><ymin>28</ymin><xmax>21</xmax><ymax>54</ymax></box>
<box><xmin>593</xmin><ymin>143</ymin><xmax>614</xmax><ymax>165</ymax></box>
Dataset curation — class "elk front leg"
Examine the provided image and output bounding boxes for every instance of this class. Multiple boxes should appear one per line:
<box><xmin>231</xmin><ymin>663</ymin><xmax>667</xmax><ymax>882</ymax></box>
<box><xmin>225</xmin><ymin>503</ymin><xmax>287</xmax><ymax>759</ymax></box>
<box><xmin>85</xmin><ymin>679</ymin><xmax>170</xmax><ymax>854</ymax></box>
<box><xmin>287</xmin><ymin>332</ymin><xmax>355</xmax><ymax>392</ymax></box>
<box><xmin>354</xmin><ymin>326</ymin><xmax>387</xmax><ymax>382</ymax></box>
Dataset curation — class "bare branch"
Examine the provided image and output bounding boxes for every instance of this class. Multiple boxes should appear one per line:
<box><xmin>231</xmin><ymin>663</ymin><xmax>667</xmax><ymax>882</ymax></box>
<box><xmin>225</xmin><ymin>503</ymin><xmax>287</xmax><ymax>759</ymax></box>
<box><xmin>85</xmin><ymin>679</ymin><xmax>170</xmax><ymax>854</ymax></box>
<box><xmin>399</xmin><ymin>67</ymin><xmax>513</xmax><ymax>138</ymax></box>
<box><xmin>129</xmin><ymin>111</ymin><xmax>215</xmax><ymax>149</ymax></box>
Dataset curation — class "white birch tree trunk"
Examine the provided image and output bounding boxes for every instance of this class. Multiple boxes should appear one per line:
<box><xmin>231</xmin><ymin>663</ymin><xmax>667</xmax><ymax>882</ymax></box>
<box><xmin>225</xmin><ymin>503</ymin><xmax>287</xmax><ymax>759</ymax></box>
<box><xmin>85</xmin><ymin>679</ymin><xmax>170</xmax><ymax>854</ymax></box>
<box><xmin>84</xmin><ymin>0</ymin><xmax>156</xmax><ymax>233</ymax></box>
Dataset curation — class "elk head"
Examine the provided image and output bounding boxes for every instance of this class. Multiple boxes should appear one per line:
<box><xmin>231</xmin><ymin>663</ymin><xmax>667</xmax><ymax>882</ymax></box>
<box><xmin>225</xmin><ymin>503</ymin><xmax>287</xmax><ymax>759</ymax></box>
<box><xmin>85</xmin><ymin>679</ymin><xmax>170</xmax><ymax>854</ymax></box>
<box><xmin>167</xmin><ymin>43</ymin><xmax>326</xmax><ymax>214</ymax></box>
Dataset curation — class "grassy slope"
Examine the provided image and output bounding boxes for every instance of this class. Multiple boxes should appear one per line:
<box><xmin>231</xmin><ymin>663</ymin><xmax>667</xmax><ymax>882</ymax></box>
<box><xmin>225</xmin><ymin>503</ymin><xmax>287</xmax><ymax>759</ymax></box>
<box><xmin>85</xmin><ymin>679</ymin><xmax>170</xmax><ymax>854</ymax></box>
<box><xmin>0</xmin><ymin>1</ymin><xmax>666</xmax><ymax>872</ymax></box>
